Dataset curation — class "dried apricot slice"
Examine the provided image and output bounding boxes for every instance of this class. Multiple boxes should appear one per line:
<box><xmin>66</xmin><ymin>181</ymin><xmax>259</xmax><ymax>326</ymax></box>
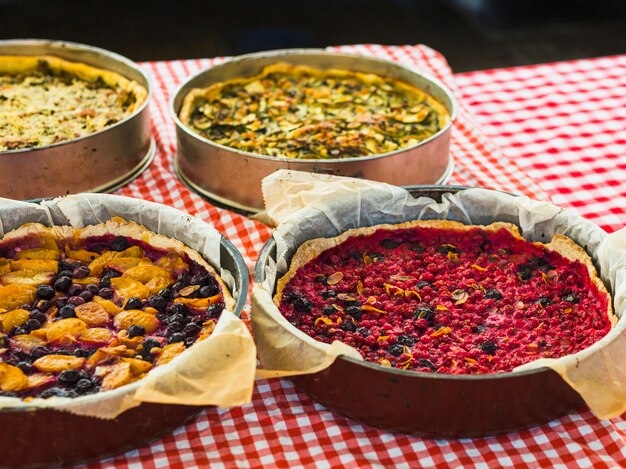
<box><xmin>64</xmin><ymin>246</ymin><xmax>99</xmax><ymax>263</ymax></box>
<box><xmin>100</xmin><ymin>362</ymin><xmax>133</xmax><ymax>391</ymax></box>
<box><xmin>122</xmin><ymin>265</ymin><xmax>172</xmax><ymax>284</ymax></box>
<box><xmin>174</xmin><ymin>294</ymin><xmax>221</xmax><ymax>310</ymax></box>
<box><xmin>33</xmin><ymin>355</ymin><xmax>85</xmax><ymax>373</ymax></box>
<box><xmin>92</xmin><ymin>295</ymin><xmax>122</xmax><ymax>315</ymax></box>
<box><xmin>103</xmin><ymin>257</ymin><xmax>142</xmax><ymax>273</ymax></box>
<box><xmin>25</xmin><ymin>373</ymin><xmax>55</xmax><ymax>390</ymax></box>
<box><xmin>0</xmin><ymin>363</ymin><xmax>28</xmax><ymax>392</ymax></box>
<box><xmin>9</xmin><ymin>333</ymin><xmax>46</xmax><ymax>353</ymax></box>
<box><xmin>145</xmin><ymin>277</ymin><xmax>171</xmax><ymax>295</ymax></box>
<box><xmin>14</xmin><ymin>248</ymin><xmax>60</xmax><ymax>260</ymax></box>
<box><xmin>10</xmin><ymin>259</ymin><xmax>58</xmax><ymax>272</ymax></box>
<box><xmin>74</xmin><ymin>302</ymin><xmax>110</xmax><ymax>326</ymax></box>
<box><xmin>110</xmin><ymin>277</ymin><xmax>150</xmax><ymax>300</ymax></box>
<box><xmin>0</xmin><ymin>258</ymin><xmax>12</xmax><ymax>275</ymax></box>
<box><xmin>46</xmin><ymin>318</ymin><xmax>88</xmax><ymax>344</ymax></box>
<box><xmin>155</xmin><ymin>342</ymin><xmax>185</xmax><ymax>366</ymax></box>
<box><xmin>156</xmin><ymin>252</ymin><xmax>188</xmax><ymax>273</ymax></box>
<box><xmin>79</xmin><ymin>327</ymin><xmax>115</xmax><ymax>344</ymax></box>
<box><xmin>72</xmin><ymin>276</ymin><xmax>101</xmax><ymax>286</ymax></box>
<box><xmin>1</xmin><ymin>308</ymin><xmax>30</xmax><ymax>333</ymax></box>
<box><xmin>122</xmin><ymin>357</ymin><xmax>153</xmax><ymax>374</ymax></box>
<box><xmin>114</xmin><ymin>310</ymin><xmax>160</xmax><ymax>333</ymax></box>
<box><xmin>0</xmin><ymin>284</ymin><xmax>36</xmax><ymax>310</ymax></box>
<box><xmin>115</xmin><ymin>246</ymin><xmax>144</xmax><ymax>259</ymax></box>
<box><xmin>1</xmin><ymin>270</ymin><xmax>53</xmax><ymax>286</ymax></box>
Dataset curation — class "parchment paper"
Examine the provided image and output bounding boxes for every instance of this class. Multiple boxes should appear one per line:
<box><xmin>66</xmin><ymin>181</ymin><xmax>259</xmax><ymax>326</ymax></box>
<box><xmin>0</xmin><ymin>194</ymin><xmax>256</xmax><ymax>419</ymax></box>
<box><xmin>252</xmin><ymin>170</ymin><xmax>626</xmax><ymax>419</ymax></box>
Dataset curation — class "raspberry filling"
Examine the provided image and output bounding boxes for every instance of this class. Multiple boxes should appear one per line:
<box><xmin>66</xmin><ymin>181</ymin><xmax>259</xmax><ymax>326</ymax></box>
<box><xmin>278</xmin><ymin>226</ymin><xmax>611</xmax><ymax>374</ymax></box>
<box><xmin>0</xmin><ymin>234</ymin><xmax>225</xmax><ymax>399</ymax></box>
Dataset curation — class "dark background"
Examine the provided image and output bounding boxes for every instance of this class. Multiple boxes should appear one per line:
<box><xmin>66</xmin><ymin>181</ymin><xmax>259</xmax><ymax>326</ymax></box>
<box><xmin>1</xmin><ymin>0</ymin><xmax>625</xmax><ymax>72</ymax></box>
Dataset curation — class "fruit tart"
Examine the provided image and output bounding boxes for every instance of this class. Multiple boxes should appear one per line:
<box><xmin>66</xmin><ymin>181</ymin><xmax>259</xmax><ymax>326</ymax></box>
<box><xmin>276</xmin><ymin>220</ymin><xmax>614</xmax><ymax>375</ymax></box>
<box><xmin>0</xmin><ymin>217</ymin><xmax>234</xmax><ymax>399</ymax></box>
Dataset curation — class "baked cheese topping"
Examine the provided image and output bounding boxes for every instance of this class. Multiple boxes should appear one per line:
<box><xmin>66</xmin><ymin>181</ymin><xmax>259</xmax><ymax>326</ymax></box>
<box><xmin>180</xmin><ymin>63</ymin><xmax>450</xmax><ymax>159</ymax></box>
<box><xmin>0</xmin><ymin>55</ymin><xmax>147</xmax><ymax>151</ymax></box>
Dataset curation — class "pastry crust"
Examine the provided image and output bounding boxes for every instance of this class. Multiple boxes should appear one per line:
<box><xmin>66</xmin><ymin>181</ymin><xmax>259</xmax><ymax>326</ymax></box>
<box><xmin>275</xmin><ymin>220</ymin><xmax>614</xmax><ymax>323</ymax></box>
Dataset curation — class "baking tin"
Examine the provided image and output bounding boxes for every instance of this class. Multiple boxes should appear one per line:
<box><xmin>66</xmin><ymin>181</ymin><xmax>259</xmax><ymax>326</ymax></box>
<box><xmin>171</xmin><ymin>49</ymin><xmax>457</xmax><ymax>214</ymax></box>
<box><xmin>0</xmin><ymin>200</ymin><xmax>249</xmax><ymax>468</ymax></box>
<box><xmin>0</xmin><ymin>39</ymin><xmax>154</xmax><ymax>200</ymax></box>
<box><xmin>255</xmin><ymin>185</ymin><xmax>587</xmax><ymax>438</ymax></box>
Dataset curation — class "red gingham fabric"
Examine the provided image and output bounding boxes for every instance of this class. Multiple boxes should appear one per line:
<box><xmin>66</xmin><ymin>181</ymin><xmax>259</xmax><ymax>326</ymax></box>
<box><xmin>76</xmin><ymin>46</ymin><xmax>626</xmax><ymax>468</ymax></box>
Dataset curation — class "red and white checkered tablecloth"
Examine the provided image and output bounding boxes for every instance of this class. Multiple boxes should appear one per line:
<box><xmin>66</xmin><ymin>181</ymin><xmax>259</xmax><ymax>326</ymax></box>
<box><xmin>79</xmin><ymin>45</ymin><xmax>626</xmax><ymax>468</ymax></box>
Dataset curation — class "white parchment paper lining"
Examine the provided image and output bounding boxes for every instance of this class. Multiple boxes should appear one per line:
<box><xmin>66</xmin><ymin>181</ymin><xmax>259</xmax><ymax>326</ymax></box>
<box><xmin>0</xmin><ymin>194</ymin><xmax>257</xmax><ymax>419</ymax></box>
<box><xmin>252</xmin><ymin>170</ymin><xmax>626</xmax><ymax>419</ymax></box>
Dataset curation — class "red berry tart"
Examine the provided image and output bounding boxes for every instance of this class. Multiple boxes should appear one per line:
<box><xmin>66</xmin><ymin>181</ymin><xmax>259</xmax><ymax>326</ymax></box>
<box><xmin>275</xmin><ymin>220</ymin><xmax>614</xmax><ymax>374</ymax></box>
<box><xmin>0</xmin><ymin>217</ymin><xmax>234</xmax><ymax>398</ymax></box>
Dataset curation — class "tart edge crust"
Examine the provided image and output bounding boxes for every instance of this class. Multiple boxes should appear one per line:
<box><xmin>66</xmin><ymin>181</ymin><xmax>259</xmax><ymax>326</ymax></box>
<box><xmin>274</xmin><ymin>219</ymin><xmax>614</xmax><ymax>324</ymax></box>
<box><xmin>0</xmin><ymin>217</ymin><xmax>236</xmax><ymax>311</ymax></box>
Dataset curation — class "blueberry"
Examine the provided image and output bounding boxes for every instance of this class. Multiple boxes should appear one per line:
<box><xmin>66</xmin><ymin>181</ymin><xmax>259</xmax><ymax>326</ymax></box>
<box><xmin>346</xmin><ymin>305</ymin><xmax>362</xmax><ymax>319</ymax></box>
<box><xmin>127</xmin><ymin>325</ymin><xmax>145</xmax><ymax>338</ymax></box>
<box><xmin>54</xmin><ymin>276</ymin><xmax>72</xmax><ymax>292</ymax></box>
<box><xmin>479</xmin><ymin>340</ymin><xmax>498</xmax><ymax>355</ymax></box>
<box><xmin>30</xmin><ymin>346</ymin><xmax>51</xmax><ymax>359</ymax></box>
<box><xmin>166</xmin><ymin>303</ymin><xmax>188</xmax><ymax>316</ymax></box>
<box><xmin>485</xmin><ymin>289</ymin><xmax>503</xmax><ymax>300</ymax></box>
<box><xmin>59</xmin><ymin>304</ymin><xmax>76</xmax><ymax>318</ymax></box>
<box><xmin>98</xmin><ymin>288</ymin><xmax>114</xmax><ymax>299</ymax></box>
<box><xmin>416</xmin><ymin>281</ymin><xmax>431</xmax><ymax>289</ymax></box>
<box><xmin>72</xmin><ymin>265</ymin><xmax>90</xmax><ymax>279</ymax></box>
<box><xmin>168</xmin><ymin>313</ymin><xmax>185</xmax><ymax>325</ymax></box>
<box><xmin>85</xmin><ymin>284</ymin><xmax>100</xmax><ymax>294</ymax></box>
<box><xmin>397</xmin><ymin>335</ymin><xmax>415</xmax><ymax>346</ymax></box>
<box><xmin>414</xmin><ymin>306</ymin><xmax>435</xmax><ymax>322</ymax></box>
<box><xmin>321</xmin><ymin>290</ymin><xmax>336</xmax><ymax>299</ymax></box>
<box><xmin>55</xmin><ymin>350</ymin><xmax>71</xmax><ymax>356</ymax></box>
<box><xmin>315</xmin><ymin>275</ymin><xmax>328</xmax><ymax>286</ymax></box>
<box><xmin>168</xmin><ymin>332</ymin><xmax>185</xmax><ymax>344</ymax></box>
<box><xmin>183</xmin><ymin>323</ymin><xmax>201</xmax><ymax>336</ymax></box>
<box><xmin>125</xmin><ymin>297</ymin><xmax>144</xmax><ymax>310</ymax></box>
<box><xmin>142</xmin><ymin>337</ymin><xmax>160</xmax><ymax>354</ymax></box>
<box><xmin>99</xmin><ymin>277</ymin><xmax>111</xmax><ymax>288</ymax></box>
<box><xmin>436</xmin><ymin>244</ymin><xmax>458</xmax><ymax>255</ymax></box>
<box><xmin>74</xmin><ymin>348</ymin><xmax>91</xmax><ymax>358</ymax></box>
<box><xmin>417</xmin><ymin>358</ymin><xmax>437</xmax><ymax>372</ymax></box>
<box><xmin>110</xmin><ymin>236</ymin><xmax>129</xmax><ymax>251</ymax></box>
<box><xmin>388</xmin><ymin>343</ymin><xmax>404</xmax><ymax>356</ymax></box>
<box><xmin>323</xmin><ymin>305</ymin><xmax>335</xmax><ymax>315</ymax></box>
<box><xmin>33</xmin><ymin>300</ymin><xmax>51</xmax><ymax>312</ymax></box>
<box><xmin>68</xmin><ymin>296</ymin><xmax>85</xmax><ymax>306</ymax></box>
<box><xmin>189</xmin><ymin>273</ymin><xmax>208</xmax><ymax>285</ymax></box>
<box><xmin>381</xmin><ymin>239</ymin><xmax>400</xmax><ymax>249</ymax></box>
<box><xmin>11</xmin><ymin>327</ymin><xmax>27</xmax><ymax>336</ymax></box>
<box><xmin>197</xmin><ymin>285</ymin><xmax>218</xmax><ymax>298</ymax></box>
<box><xmin>293</xmin><ymin>295</ymin><xmax>312</xmax><ymax>313</ymax></box>
<box><xmin>39</xmin><ymin>387</ymin><xmax>67</xmax><ymax>398</ymax></box>
<box><xmin>68</xmin><ymin>284</ymin><xmax>83</xmax><ymax>296</ymax></box>
<box><xmin>168</xmin><ymin>321</ymin><xmax>185</xmax><ymax>333</ymax></box>
<box><xmin>55</xmin><ymin>296</ymin><xmax>69</xmax><ymax>308</ymax></box>
<box><xmin>147</xmin><ymin>295</ymin><xmax>167</xmax><ymax>311</ymax></box>
<box><xmin>36</xmin><ymin>284</ymin><xmax>55</xmax><ymax>300</ymax></box>
<box><xmin>356</xmin><ymin>327</ymin><xmax>370</xmax><ymax>337</ymax></box>
<box><xmin>184</xmin><ymin>336</ymin><xmax>197</xmax><ymax>347</ymax></box>
<box><xmin>58</xmin><ymin>270</ymin><xmax>74</xmax><ymax>279</ymax></box>
<box><xmin>58</xmin><ymin>260</ymin><xmax>74</xmax><ymax>272</ymax></box>
<box><xmin>536</xmin><ymin>297</ymin><xmax>553</xmax><ymax>308</ymax></box>
<box><xmin>19</xmin><ymin>303</ymin><xmax>32</xmax><ymax>311</ymax></box>
<box><xmin>79</xmin><ymin>290</ymin><xmax>94</xmax><ymax>302</ymax></box>
<box><xmin>30</xmin><ymin>310</ymin><xmax>47</xmax><ymax>323</ymax></box>
<box><xmin>17</xmin><ymin>361</ymin><xmax>32</xmax><ymax>373</ymax></box>
<box><xmin>24</xmin><ymin>319</ymin><xmax>41</xmax><ymax>332</ymax></box>
<box><xmin>58</xmin><ymin>369</ymin><xmax>80</xmax><ymax>385</ymax></box>
<box><xmin>518</xmin><ymin>264</ymin><xmax>533</xmax><ymax>281</ymax></box>
<box><xmin>158</xmin><ymin>288</ymin><xmax>173</xmax><ymax>300</ymax></box>
<box><xmin>340</xmin><ymin>321</ymin><xmax>357</xmax><ymax>332</ymax></box>
<box><xmin>75</xmin><ymin>379</ymin><xmax>96</xmax><ymax>395</ymax></box>
<box><xmin>1</xmin><ymin>334</ymin><xmax>9</xmax><ymax>347</ymax></box>
<box><xmin>170</xmin><ymin>282</ymin><xmax>182</xmax><ymax>292</ymax></box>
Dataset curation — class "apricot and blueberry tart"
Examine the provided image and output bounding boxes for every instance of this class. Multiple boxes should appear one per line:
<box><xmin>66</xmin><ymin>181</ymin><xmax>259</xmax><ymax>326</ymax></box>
<box><xmin>0</xmin><ymin>217</ymin><xmax>233</xmax><ymax>399</ymax></box>
<box><xmin>276</xmin><ymin>220</ymin><xmax>614</xmax><ymax>374</ymax></box>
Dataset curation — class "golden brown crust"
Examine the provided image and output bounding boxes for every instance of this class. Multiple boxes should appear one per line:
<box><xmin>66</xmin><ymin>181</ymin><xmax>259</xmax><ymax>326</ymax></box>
<box><xmin>0</xmin><ymin>55</ymin><xmax>147</xmax><ymax>112</ymax></box>
<box><xmin>275</xmin><ymin>220</ymin><xmax>613</xmax><ymax>327</ymax></box>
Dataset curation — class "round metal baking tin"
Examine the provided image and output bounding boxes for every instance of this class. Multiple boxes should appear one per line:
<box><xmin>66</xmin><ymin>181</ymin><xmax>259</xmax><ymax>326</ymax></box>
<box><xmin>171</xmin><ymin>49</ymin><xmax>457</xmax><ymax>214</ymax></box>
<box><xmin>0</xmin><ymin>39</ymin><xmax>154</xmax><ymax>200</ymax></box>
<box><xmin>0</xmin><ymin>198</ymin><xmax>249</xmax><ymax>468</ymax></box>
<box><xmin>255</xmin><ymin>185</ymin><xmax>588</xmax><ymax>438</ymax></box>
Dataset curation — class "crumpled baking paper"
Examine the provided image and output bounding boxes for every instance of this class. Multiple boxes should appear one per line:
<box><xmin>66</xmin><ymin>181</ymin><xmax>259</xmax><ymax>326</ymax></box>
<box><xmin>252</xmin><ymin>169</ymin><xmax>626</xmax><ymax>419</ymax></box>
<box><xmin>0</xmin><ymin>194</ymin><xmax>256</xmax><ymax>419</ymax></box>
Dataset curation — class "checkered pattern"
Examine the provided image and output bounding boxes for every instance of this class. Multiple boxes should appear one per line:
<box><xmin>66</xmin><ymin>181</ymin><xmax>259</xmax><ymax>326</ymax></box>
<box><xmin>78</xmin><ymin>46</ymin><xmax>626</xmax><ymax>467</ymax></box>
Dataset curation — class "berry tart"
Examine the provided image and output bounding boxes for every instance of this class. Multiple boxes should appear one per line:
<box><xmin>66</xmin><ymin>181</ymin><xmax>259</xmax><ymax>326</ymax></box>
<box><xmin>276</xmin><ymin>220</ymin><xmax>614</xmax><ymax>375</ymax></box>
<box><xmin>0</xmin><ymin>217</ymin><xmax>234</xmax><ymax>399</ymax></box>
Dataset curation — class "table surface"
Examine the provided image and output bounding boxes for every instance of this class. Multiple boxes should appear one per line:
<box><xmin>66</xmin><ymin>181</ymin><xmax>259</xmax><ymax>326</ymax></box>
<box><xmin>78</xmin><ymin>45</ymin><xmax>626</xmax><ymax>468</ymax></box>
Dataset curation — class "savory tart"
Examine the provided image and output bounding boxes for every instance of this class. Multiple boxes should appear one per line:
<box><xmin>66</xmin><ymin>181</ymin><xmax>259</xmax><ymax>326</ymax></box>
<box><xmin>0</xmin><ymin>55</ymin><xmax>148</xmax><ymax>151</ymax></box>
<box><xmin>179</xmin><ymin>62</ymin><xmax>449</xmax><ymax>159</ymax></box>
<box><xmin>276</xmin><ymin>220</ymin><xmax>614</xmax><ymax>374</ymax></box>
<box><xmin>0</xmin><ymin>217</ymin><xmax>234</xmax><ymax>399</ymax></box>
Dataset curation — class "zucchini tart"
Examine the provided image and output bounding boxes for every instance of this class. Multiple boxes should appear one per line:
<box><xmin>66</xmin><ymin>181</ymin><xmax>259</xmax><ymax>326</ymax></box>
<box><xmin>0</xmin><ymin>218</ymin><xmax>234</xmax><ymax>399</ymax></box>
<box><xmin>0</xmin><ymin>55</ymin><xmax>147</xmax><ymax>151</ymax></box>
<box><xmin>180</xmin><ymin>62</ymin><xmax>449</xmax><ymax>159</ymax></box>
<box><xmin>276</xmin><ymin>221</ymin><xmax>614</xmax><ymax>374</ymax></box>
